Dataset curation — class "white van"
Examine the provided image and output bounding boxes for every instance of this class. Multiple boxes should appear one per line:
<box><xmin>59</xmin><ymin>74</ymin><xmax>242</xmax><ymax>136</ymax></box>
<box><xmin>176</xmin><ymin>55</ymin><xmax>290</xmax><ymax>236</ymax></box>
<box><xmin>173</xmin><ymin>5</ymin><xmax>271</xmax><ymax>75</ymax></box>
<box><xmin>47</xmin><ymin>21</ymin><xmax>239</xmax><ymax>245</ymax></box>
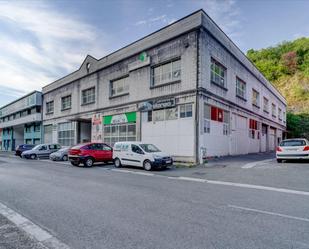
<box><xmin>113</xmin><ymin>142</ymin><xmax>173</xmax><ymax>171</ymax></box>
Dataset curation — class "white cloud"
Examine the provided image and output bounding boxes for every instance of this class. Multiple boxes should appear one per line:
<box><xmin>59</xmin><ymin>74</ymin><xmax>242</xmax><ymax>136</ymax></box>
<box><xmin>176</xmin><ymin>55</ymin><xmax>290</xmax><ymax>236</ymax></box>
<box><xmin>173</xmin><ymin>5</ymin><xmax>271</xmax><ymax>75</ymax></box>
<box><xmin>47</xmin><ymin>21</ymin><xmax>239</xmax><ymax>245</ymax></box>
<box><xmin>0</xmin><ymin>1</ymin><xmax>108</xmax><ymax>96</ymax></box>
<box><xmin>201</xmin><ymin>0</ymin><xmax>242</xmax><ymax>40</ymax></box>
<box><xmin>135</xmin><ymin>14</ymin><xmax>175</xmax><ymax>27</ymax></box>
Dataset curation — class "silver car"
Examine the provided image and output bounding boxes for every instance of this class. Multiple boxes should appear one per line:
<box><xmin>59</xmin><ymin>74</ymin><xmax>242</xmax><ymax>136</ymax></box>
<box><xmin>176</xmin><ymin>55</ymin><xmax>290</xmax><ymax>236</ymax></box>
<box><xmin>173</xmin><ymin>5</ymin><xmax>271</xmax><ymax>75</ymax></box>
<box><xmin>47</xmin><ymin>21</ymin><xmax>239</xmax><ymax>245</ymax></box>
<box><xmin>22</xmin><ymin>144</ymin><xmax>61</xmax><ymax>160</ymax></box>
<box><xmin>49</xmin><ymin>147</ymin><xmax>69</xmax><ymax>161</ymax></box>
<box><xmin>276</xmin><ymin>138</ymin><xmax>309</xmax><ymax>162</ymax></box>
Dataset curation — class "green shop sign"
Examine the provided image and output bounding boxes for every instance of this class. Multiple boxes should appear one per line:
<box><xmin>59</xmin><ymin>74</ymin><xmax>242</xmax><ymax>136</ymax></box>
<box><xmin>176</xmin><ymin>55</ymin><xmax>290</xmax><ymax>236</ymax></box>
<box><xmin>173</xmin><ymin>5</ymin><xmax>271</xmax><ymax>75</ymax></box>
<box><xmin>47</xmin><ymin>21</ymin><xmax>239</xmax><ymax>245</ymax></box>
<box><xmin>103</xmin><ymin>112</ymin><xmax>136</xmax><ymax>125</ymax></box>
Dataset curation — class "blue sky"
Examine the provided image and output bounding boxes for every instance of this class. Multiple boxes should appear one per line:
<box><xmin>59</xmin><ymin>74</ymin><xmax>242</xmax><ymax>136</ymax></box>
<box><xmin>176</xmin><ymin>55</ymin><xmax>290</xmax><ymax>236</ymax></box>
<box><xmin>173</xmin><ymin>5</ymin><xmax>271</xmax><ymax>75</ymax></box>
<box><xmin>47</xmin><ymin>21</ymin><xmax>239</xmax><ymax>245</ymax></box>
<box><xmin>0</xmin><ymin>0</ymin><xmax>308</xmax><ymax>107</ymax></box>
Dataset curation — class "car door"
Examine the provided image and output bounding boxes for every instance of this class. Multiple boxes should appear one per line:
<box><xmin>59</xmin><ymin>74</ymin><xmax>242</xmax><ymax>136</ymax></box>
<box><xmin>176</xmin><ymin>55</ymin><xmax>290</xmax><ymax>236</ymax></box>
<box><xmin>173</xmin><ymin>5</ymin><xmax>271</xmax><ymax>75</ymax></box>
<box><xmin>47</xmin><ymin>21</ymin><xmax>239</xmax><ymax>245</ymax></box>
<box><xmin>38</xmin><ymin>145</ymin><xmax>49</xmax><ymax>158</ymax></box>
<box><xmin>102</xmin><ymin>144</ymin><xmax>112</xmax><ymax>161</ymax></box>
<box><xmin>129</xmin><ymin>144</ymin><xmax>145</xmax><ymax>167</ymax></box>
<box><xmin>93</xmin><ymin>143</ymin><xmax>104</xmax><ymax>161</ymax></box>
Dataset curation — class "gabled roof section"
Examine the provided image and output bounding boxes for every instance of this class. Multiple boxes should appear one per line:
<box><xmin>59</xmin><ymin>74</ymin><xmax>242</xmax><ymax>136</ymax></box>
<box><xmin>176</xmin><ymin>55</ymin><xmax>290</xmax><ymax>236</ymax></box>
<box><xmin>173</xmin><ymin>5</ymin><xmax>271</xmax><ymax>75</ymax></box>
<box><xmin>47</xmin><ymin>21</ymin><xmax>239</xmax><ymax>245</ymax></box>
<box><xmin>79</xmin><ymin>54</ymin><xmax>98</xmax><ymax>72</ymax></box>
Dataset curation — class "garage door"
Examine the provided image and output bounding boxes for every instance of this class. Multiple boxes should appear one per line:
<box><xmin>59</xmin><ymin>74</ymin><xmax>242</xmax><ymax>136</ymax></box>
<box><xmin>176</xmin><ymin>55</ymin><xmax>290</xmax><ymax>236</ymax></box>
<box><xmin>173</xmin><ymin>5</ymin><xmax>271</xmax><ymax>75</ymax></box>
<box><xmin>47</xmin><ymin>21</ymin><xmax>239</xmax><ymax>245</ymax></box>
<box><xmin>230</xmin><ymin>114</ymin><xmax>248</xmax><ymax>155</ymax></box>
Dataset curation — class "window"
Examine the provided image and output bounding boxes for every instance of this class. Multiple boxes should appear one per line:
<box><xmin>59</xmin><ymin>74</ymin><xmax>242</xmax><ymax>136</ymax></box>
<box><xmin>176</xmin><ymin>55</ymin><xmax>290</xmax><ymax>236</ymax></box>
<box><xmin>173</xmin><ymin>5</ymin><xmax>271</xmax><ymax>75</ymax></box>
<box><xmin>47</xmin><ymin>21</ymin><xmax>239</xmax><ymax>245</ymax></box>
<box><xmin>180</xmin><ymin>104</ymin><xmax>193</xmax><ymax>118</ymax></box>
<box><xmin>147</xmin><ymin>111</ymin><xmax>152</xmax><ymax>122</ymax></box>
<box><xmin>25</xmin><ymin>139</ymin><xmax>32</xmax><ymax>144</ymax></box>
<box><xmin>46</xmin><ymin>101</ymin><xmax>54</xmax><ymax>114</ymax></box>
<box><xmin>58</xmin><ymin>122</ymin><xmax>75</xmax><ymax>146</ymax></box>
<box><xmin>236</xmin><ymin>77</ymin><xmax>246</xmax><ymax>99</ymax></box>
<box><xmin>132</xmin><ymin>144</ymin><xmax>143</xmax><ymax>154</ymax></box>
<box><xmin>104</xmin><ymin>123</ymin><xmax>136</xmax><ymax>145</ymax></box>
<box><xmin>263</xmin><ymin>97</ymin><xmax>269</xmax><ymax>113</ymax></box>
<box><xmin>81</xmin><ymin>87</ymin><xmax>95</xmax><ymax>105</ymax></box>
<box><xmin>252</xmin><ymin>89</ymin><xmax>260</xmax><ymax>107</ymax></box>
<box><xmin>211</xmin><ymin>106</ymin><xmax>223</xmax><ymax>122</ymax></box>
<box><xmin>165</xmin><ymin>108</ymin><xmax>178</xmax><ymax>120</ymax></box>
<box><xmin>211</xmin><ymin>58</ymin><xmax>226</xmax><ymax>88</ymax></box>
<box><xmin>223</xmin><ymin>123</ymin><xmax>229</xmax><ymax>136</ymax></box>
<box><xmin>278</xmin><ymin>108</ymin><xmax>282</xmax><ymax>120</ymax></box>
<box><xmin>204</xmin><ymin>104</ymin><xmax>211</xmax><ymax>133</ymax></box>
<box><xmin>111</xmin><ymin>77</ymin><xmax>129</xmax><ymax>97</ymax></box>
<box><xmin>249</xmin><ymin>119</ymin><xmax>259</xmax><ymax>139</ymax></box>
<box><xmin>25</xmin><ymin>125</ymin><xmax>31</xmax><ymax>133</ymax></box>
<box><xmin>153</xmin><ymin>109</ymin><xmax>165</xmax><ymax>121</ymax></box>
<box><xmin>61</xmin><ymin>95</ymin><xmax>71</xmax><ymax>110</ymax></box>
<box><xmin>152</xmin><ymin>59</ymin><xmax>181</xmax><ymax>86</ymax></box>
<box><xmin>34</xmin><ymin>124</ymin><xmax>40</xmax><ymax>132</ymax></box>
<box><xmin>272</xmin><ymin>103</ymin><xmax>276</xmax><ymax>117</ymax></box>
<box><xmin>283</xmin><ymin>112</ymin><xmax>286</xmax><ymax>123</ymax></box>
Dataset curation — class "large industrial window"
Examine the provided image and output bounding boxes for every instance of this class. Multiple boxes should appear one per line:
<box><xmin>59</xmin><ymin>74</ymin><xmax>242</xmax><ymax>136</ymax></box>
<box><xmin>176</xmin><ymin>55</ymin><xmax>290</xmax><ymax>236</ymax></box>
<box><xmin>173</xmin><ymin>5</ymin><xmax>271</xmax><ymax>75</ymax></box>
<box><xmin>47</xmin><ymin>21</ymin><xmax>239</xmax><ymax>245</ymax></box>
<box><xmin>211</xmin><ymin>58</ymin><xmax>226</xmax><ymax>88</ymax></box>
<box><xmin>58</xmin><ymin>122</ymin><xmax>75</xmax><ymax>146</ymax></box>
<box><xmin>152</xmin><ymin>59</ymin><xmax>181</xmax><ymax>86</ymax></box>
<box><xmin>81</xmin><ymin>87</ymin><xmax>95</xmax><ymax>105</ymax></box>
<box><xmin>236</xmin><ymin>77</ymin><xmax>246</xmax><ymax>99</ymax></box>
<box><xmin>61</xmin><ymin>95</ymin><xmax>72</xmax><ymax>110</ymax></box>
<box><xmin>46</xmin><ymin>101</ymin><xmax>54</xmax><ymax>114</ymax></box>
<box><xmin>149</xmin><ymin>107</ymin><xmax>178</xmax><ymax>122</ymax></box>
<box><xmin>104</xmin><ymin>123</ymin><xmax>136</xmax><ymax>145</ymax></box>
<box><xmin>252</xmin><ymin>89</ymin><xmax>260</xmax><ymax>107</ymax></box>
<box><xmin>111</xmin><ymin>77</ymin><xmax>129</xmax><ymax>97</ymax></box>
<box><xmin>34</xmin><ymin>124</ymin><xmax>40</xmax><ymax>132</ymax></box>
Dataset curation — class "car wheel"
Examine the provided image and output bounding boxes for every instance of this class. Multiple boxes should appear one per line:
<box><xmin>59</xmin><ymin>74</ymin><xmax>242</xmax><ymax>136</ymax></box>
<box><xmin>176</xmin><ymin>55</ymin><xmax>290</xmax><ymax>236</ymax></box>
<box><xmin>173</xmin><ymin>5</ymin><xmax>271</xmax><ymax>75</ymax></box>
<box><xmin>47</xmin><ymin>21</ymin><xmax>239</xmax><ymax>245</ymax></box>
<box><xmin>114</xmin><ymin>158</ymin><xmax>121</xmax><ymax>168</ymax></box>
<box><xmin>143</xmin><ymin>160</ymin><xmax>152</xmax><ymax>171</ymax></box>
<box><xmin>30</xmin><ymin>154</ymin><xmax>37</xmax><ymax>160</ymax></box>
<box><xmin>84</xmin><ymin>158</ymin><xmax>94</xmax><ymax>167</ymax></box>
<box><xmin>71</xmin><ymin>162</ymin><xmax>79</xmax><ymax>166</ymax></box>
<box><xmin>62</xmin><ymin>155</ymin><xmax>68</xmax><ymax>161</ymax></box>
<box><xmin>277</xmin><ymin>159</ymin><xmax>282</xmax><ymax>163</ymax></box>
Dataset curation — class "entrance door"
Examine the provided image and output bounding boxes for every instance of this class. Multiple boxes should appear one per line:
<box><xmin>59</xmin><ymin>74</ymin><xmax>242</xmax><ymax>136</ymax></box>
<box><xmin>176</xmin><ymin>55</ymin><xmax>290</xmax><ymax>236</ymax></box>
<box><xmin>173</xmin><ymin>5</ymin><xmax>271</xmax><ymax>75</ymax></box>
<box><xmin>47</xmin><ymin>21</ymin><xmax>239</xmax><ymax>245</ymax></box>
<box><xmin>269</xmin><ymin>128</ymin><xmax>276</xmax><ymax>151</ymax></box>
<box><xmin>261</xmin><ymin>124</ymin><xmax>267</xmax><ymax>152</ymax></box>
<box><xmin>231</xmin><ymin>114</ymin><xmax>248</xmax><ymax>155</ymax></box>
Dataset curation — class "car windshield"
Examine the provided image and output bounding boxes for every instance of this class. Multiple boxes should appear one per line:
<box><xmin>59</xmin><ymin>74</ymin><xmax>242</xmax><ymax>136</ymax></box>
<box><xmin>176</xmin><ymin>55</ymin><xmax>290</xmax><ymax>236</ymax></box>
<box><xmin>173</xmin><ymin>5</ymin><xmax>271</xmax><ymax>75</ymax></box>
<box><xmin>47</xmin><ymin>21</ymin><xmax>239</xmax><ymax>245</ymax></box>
<box><xmin>139</xmin><ymin>144</ymin><xmax>161</xmax><ymax>153</ymax></box>
<box><xmin>280</xmin><ymin>140</ymin><xmax>306</xmax><ymax>147</ymax></box>
<box><xmin>32</xmin><ymin>145</ymin><xmax>41</xmax><ymax>150</ymax></box>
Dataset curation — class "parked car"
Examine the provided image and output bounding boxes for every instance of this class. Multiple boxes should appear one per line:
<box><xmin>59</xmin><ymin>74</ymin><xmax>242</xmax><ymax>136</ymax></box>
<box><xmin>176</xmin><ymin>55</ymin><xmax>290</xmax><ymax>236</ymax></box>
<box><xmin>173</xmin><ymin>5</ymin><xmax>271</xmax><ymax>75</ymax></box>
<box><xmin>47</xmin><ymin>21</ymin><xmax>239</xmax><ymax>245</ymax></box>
<box><xmin>276</xmin><ymin>138</ymin><xmax>309</xmax><ymax>163</ymax></box>
<box><xmin>113</xmin><ymin>142</ymin><xmax>173</xmax><ymax>171</ymax></box>
<box><xmin>15</xmin><ymin>144</ymin><xmax>35</xmax><ymax>157</ymax></box>
<box><xmin>49</xmin><ymin>147</ymin><xmax>69</xmax><ymax>161</ymax></box>
<box><xmin>68</xmin><ymin>143</ymin><xmax>113</xmax><ymax>167</ymax></box>
<box><xmin>21</xmin><ymin>143</ymin><xmax>61</xmax><ymax>159</ymax></box>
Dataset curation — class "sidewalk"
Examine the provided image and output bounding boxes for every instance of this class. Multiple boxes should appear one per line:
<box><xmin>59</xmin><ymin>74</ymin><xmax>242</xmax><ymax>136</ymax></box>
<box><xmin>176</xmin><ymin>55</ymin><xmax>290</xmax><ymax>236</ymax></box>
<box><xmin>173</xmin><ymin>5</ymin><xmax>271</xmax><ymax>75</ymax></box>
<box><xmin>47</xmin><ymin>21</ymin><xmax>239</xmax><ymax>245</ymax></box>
<box><xmin>0</xmin><ymin>214</ymin><xmax>46</xmax><ymax>249</ymax></box>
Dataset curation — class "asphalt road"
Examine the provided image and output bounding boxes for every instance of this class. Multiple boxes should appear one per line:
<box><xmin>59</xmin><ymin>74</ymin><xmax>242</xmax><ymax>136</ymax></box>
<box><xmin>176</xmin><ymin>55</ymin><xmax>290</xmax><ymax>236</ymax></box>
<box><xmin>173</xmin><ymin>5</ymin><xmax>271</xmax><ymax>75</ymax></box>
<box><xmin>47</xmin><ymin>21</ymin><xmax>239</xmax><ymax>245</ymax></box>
<box><xmin>0</xmin><ymin>155</ymin><xmax>308</xmax><ymax>249</ymax></box>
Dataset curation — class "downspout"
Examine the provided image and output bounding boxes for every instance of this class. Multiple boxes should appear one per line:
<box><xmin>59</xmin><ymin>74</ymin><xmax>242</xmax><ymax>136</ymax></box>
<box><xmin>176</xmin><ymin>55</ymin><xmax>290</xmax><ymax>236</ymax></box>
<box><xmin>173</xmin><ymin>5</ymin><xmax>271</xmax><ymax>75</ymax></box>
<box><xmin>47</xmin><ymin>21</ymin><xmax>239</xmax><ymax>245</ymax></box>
<box><xmin>195</xmin><ymin>28</ymin><xmax>201</xmax><ymax>164</ymax></box>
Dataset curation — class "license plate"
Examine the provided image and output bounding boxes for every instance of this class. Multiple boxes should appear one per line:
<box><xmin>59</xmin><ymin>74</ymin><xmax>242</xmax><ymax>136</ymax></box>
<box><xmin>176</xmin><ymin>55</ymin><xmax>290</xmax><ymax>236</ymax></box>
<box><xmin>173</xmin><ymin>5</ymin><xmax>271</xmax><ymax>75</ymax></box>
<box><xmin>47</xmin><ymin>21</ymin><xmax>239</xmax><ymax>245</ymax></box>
<box><xmin>166</xmin><ymin>160</ymin><xmax>172</xmax><ymax>164</ymax></box>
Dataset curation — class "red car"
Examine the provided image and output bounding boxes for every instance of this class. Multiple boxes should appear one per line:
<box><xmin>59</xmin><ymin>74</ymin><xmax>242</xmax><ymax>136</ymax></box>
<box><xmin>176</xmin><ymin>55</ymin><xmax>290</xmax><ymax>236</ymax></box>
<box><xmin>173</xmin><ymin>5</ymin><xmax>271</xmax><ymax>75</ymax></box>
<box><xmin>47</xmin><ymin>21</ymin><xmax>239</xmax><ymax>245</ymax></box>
<box><xmin>68</xmin><ymin>143</ymin><xmax>113</xmax><ymax>167</ymax></box>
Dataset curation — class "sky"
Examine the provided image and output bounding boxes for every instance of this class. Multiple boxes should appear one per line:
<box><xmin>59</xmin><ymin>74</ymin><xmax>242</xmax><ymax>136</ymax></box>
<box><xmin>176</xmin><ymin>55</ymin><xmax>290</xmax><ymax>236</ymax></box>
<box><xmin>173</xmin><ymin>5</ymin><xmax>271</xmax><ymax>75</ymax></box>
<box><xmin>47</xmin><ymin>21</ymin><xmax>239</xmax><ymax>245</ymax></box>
<box><xmin>0</xmin><ymin>0</ymin><xmax>308</xmax><ymax>107</ymax></box>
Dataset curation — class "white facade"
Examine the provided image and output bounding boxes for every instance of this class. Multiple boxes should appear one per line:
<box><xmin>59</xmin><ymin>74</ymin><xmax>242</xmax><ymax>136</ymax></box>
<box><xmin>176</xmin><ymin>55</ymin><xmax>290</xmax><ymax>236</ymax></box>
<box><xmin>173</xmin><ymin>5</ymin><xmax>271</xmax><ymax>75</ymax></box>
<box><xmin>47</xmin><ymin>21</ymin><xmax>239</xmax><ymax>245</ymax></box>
<box><xmin>41</xmin><ymin>10</ymin><xmax>286</xmax><ymax>163</ymax></box>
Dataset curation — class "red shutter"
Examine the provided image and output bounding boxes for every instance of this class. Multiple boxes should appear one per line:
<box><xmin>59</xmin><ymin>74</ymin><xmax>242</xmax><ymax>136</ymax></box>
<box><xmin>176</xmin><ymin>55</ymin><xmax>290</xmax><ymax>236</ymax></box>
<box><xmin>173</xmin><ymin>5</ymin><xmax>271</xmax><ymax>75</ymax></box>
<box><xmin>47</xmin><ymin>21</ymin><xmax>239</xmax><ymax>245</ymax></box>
<box><xmin>249</xmin><ymin>119</ymin><xmax>253</xmax><ymax>129</ymax></box>
<box><xmin>211</xmin><ymin>107</ymin><xmax>218</xmax><ymax>121</ymax></box>
<box><xmin>217</xmin><ymin>108</ymin><xmax>223</xmax><ymax>122</ymax></box>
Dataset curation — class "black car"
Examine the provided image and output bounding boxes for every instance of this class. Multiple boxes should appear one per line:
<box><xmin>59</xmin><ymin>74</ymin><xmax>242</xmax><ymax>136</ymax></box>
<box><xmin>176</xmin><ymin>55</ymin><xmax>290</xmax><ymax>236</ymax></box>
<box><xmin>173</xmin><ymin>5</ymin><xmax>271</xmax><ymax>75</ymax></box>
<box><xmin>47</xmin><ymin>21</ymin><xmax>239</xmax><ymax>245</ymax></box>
<box><xmin>15</xmin><ymin>144</ymin><xmax>35</xmax><ymax>157</ymax></box>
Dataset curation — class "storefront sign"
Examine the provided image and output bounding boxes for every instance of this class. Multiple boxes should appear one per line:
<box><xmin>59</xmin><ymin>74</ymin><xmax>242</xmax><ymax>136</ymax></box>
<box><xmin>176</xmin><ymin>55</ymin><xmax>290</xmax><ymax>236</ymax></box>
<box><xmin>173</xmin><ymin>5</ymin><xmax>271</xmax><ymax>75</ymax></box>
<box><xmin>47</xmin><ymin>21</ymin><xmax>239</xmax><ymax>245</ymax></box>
<box><xmin>103</xmin><ymin>112</ymin><xmax>136</xmax><ymax>125</ymax></box>
<box><xmin>138</xmin><ymin>101</ymin><xmax>153</xmax><ymax>112</ymax></box>
<box><xmin>128</xmin><ymin>52</ymin><xmax>150</xmax><ymax>72</ymax></box>
<box><xmin>92</xmin><ymin>114</ymin><xmax>103</xmax><ymax>142</ymax></box>
<box><xmin>153</xmin><ymin>98</ymin><xmax>176</xmax><ymax>110</ymax></box>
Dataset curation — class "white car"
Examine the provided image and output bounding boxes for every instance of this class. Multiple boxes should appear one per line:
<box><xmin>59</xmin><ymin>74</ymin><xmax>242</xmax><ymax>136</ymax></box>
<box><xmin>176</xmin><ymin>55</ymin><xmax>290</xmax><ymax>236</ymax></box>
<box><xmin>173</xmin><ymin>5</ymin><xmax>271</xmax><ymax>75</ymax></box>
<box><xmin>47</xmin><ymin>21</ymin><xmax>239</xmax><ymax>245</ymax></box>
<box><xmin>113</xmin><ymin>142</ymin><xmax>173</xmax><ymax>171</ymax></box>
<box><xmin>276</xmin><ymin>138</ymin><xmax>309</xmax><ymax>163</ymax></box>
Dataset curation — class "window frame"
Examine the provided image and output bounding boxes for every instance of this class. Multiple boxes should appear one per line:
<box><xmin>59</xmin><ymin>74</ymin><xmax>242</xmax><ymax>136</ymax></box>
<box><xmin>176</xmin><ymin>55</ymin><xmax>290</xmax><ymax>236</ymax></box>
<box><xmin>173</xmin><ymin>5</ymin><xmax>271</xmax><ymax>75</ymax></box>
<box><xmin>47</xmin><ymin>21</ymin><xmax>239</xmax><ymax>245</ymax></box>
<box><xmin>263</xmin><ymin>97</ymin><xmax>269</xmax><ymax>113</ymax></box>
<box><xmin>236</xmin><ymin>77</ymin><xmax>246</xmax><ymax>100</ymax></box>
<box><xmin>110</xmin><ymin>76</ymin><xmax>130</xmax><ymax>98</ymax></box>
<box><xmin>252</xmin><ymin>89</ymin><xmax>260</xmax><ymax>108</ymax></box>
<box><xmin>46</xmin><ymin>101</ymin><xmax>54</xmax><ymax>114</ymax></box>
<box><xmin>81</xmin><ymin>87</ymin><xmax>95</xmax><ymax>105</ymax></box>
<box><xmin>210</xmin><ymin>58</ymin><xmax>227</xmax><ymax>90</ymax></box>
<box><xmin>151</xmin><ymin>58</ymin><xmax>181</xmax><ymax>88</ymax></box>
<box><xmin>61</xmin><ymin>95</ymin><xmax>72</xmax><ymax>111</ymax></box>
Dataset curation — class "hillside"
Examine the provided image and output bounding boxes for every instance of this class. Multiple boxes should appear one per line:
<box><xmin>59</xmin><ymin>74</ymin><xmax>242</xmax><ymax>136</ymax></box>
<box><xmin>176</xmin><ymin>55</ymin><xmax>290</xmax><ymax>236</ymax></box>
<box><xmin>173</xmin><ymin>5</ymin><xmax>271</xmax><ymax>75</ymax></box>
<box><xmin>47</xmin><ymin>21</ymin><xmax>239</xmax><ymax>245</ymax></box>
<box><xmin>247</xmin><ymin>37</ymin><xmax>309</xmax><ymax>113</ymax></box>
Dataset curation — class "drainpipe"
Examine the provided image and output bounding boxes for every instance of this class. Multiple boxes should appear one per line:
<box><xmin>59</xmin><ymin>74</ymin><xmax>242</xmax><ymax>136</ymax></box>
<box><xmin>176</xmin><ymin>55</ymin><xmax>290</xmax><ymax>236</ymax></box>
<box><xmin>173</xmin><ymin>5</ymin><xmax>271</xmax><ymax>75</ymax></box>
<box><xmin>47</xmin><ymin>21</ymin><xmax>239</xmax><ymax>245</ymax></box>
<box><xmin>195</xmin><ymin>28</ymin><xmax>201</xmax><ymax>164</ymax></box>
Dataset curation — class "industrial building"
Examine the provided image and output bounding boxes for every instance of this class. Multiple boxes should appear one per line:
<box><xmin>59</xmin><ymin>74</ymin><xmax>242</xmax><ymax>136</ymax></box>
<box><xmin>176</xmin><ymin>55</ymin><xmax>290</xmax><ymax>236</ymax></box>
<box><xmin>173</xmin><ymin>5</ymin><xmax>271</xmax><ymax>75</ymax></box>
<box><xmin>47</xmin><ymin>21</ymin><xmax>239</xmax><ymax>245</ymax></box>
<box><xmin>38</xmin><ymin>9</ymin><xmax>286</xmax><ymax>163</ymax></box>
<box><xmin>0</xmin><ymin>91</ymin><xmax>43</xmax><ymax>151</ymax></box>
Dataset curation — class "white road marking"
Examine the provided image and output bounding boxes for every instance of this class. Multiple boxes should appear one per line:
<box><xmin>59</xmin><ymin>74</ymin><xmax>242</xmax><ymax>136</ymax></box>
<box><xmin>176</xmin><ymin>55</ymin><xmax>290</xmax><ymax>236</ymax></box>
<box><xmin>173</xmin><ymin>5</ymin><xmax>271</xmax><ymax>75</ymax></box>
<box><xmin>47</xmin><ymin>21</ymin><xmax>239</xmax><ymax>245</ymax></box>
<box><xmin>206</xmin><ymin>180</ymin><xmax>309</xmax><ymax>196</ymax></box>
<box><xmin>242</xmin><ymin>159</ymin><xmax>274</xmax><ymax>169</ymax></box>
<box><xmin>228</xmin><ymin>204</ymin><xmax>309</xmax><ymax>223</ymax></box>
<box><xmin>178</xmin><ymin>176</ymin><xmax>207</xmax><ymax>183</ymax></box>
<box><xmin>0</xmin><ymin>202</ymin><xmax>71</xmax><ymax>249</ymax></box>
<box><xmin>105</xmin><ymin>168</ymin><xmax>309</xmax><ymax>197</ymax></box>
